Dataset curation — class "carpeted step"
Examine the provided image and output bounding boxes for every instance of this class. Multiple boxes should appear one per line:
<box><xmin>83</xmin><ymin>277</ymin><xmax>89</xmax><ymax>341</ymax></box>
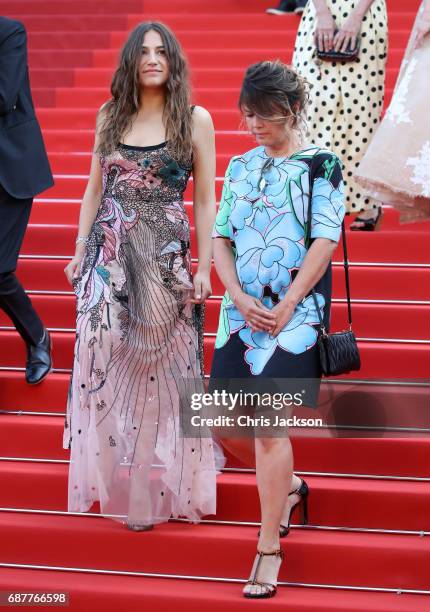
<box><xmin>29</xmin><ymin>50</ymin><xmax>94</xmax><ymax>69</ymax></box>
<box><xmin>28</xmin><ymin>29</ymin><xmax>410</xmax><ymax>50</ymax></box>
<box><xmin>0</xmin><ymin>467</ymin><xmax>430</xmax><ymax>531</ymax></box>
<box><xmin>29</xmin><ymin>69</ymin><xmax>75</xmax><ymax>88</ymax></box>
<box><xmin>2</xmin><ymin>0</ymin><xmax>428</xmax><ymax>605</ymax></box>
<box><xmin>0</xmin><ymin>510</ymin><xmax>429</xmax><ymax>588</ymax></box>
<box><xmin>34</xmin><ymin>86</ymin><xmax>397</xmax><ymax>111</ymax></box>
<box><xmin>15</xmin><ymin>10</ymin><xmax>416</xmax><ymax>34</ymax></box>
<box><xmin>42</xmin><ymin>150</ymin><xmax>241</xmax><ymax>174</ymax></box>
<box><xmin>40</xmin><ymin>128</ymin><xmax>259</xmax><ymax>152</ymax></box>
<box><xmin>11</xmin><ymin>0</ymin><xmax>412</xmax><ymax>12</ymax></box>
<box><xmin>1</xmin><ymin>567</ymin><xmax>428</xmax><ymax>612</ymax></box>
<box><xmin>143</xmin><ymin>0</ymin><xmax>420</xmax><ymax>12</ymax></box>
<box><xmin>0</xmin><ymin>330</ymin><xmax>429</xmax><ymax>377</ymax></box>
<box><xmin>4</xmin><ymin>0</ymin><xmax>145</xmax><ymax>14</ymax></box>
<box><xmin>40</xmin><ymin>177</ymin><xmax>428</xmax><ymax>211</ymax></box>
<box><xmin>67</xmin><ymin>65</ymin><xmax>403</xmax><ymax>89</ymax></box>
<box><xmin>129</xmin><ymin>11</ymin><xmax>418</xmax><ymax>31</ymax></box>
<box><xmin>1</xmin><ymin>293</ymin><xmax>428</xmax><ymax>340</ymax></box>
<box><xmin>31</xmin><ymin>198</ymin><xmax>430</xmax><ymax>236</ymax></box>
<box><xmin>114</xmin><ymin>29</ymin><xmax>412</xmax><ymax>49</ymax></box>
<box><xmin>16</xmin><ymin>256</ymin><xmax>430</xmax><ymax>301</ymax></box>
<box><xmin>42</xmin><ymin>150</ymin><xmax>306</xmax><ymax>175</ymax></box>
<box><xmin>28</xmin><ymin>31</ymin><xmax>112</xmax><ymax>49</ymax></box>
<box><xmin>37</xmin><ymin>108</ymin><xmax>242</xmax><ymax>132</ymax></box>
<box><xmin>8</xmin><ymin>14</ymin><xmax>129</xmax><ymax>31</ymax></box>
<box><xmin>20</xmin><ymin>223</ymin><xmax>430</xmax><ymax>263</ymax></box>
<box><xmin>31</xmin><ymin>89</ymin><xmax>55</xmax><ymax>107</ymax></box>
<box><xmin>26</xmin><ymin>65</ymin><xmax>409</xmax><ymax>96</ymax></box>
<box><xmin>2</xmin><ymin>413</ymin><xmax>430</xmax><ymax>477</ymax></box>
<box><xmin>90</xmin><ymin>47</ymin><xmax>406</xmax><ymax>70</ymax></box>
<box><xmin>0</xmin><ymin>371</ymin><xmax>70</xmax><ymax>412</ymax></box>
<box><xmin>2</xmin><ymin>372</ymin><xmax>430</xmax><ymax>436</ymax></box>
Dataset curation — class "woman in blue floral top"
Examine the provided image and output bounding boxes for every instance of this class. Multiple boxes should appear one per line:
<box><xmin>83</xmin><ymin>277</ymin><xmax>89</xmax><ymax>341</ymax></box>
<box><xmin>210</xmin><ymin>61</ymin><xmax>345</xmax><ymax>598</ymax></box>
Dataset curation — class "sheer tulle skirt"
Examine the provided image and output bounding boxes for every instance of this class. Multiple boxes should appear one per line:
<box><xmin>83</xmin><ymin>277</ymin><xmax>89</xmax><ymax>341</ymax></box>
<box><xmin>64</xmin><ymin>213</ymin><xmax>224</xmax><ymax>526</ymax></box>
<box><xmin>355</xmin><ymin>2</ymin><xmax>430</xmax><ymax>223</ymax></box>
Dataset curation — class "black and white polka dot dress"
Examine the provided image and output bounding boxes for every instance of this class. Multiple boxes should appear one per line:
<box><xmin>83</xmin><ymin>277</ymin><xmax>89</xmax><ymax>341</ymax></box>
<box><xmin>293</xmin><ymin>0</ymin><xmax>388</xmax><ymax>213</ymax></box>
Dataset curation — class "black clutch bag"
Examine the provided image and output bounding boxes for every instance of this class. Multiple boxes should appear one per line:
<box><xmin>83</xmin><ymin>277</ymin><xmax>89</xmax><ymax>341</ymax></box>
<box><xmin>316</xmin><ymin>30</ymin><xmax>360</xmax><ymax>62</ymax></box>
<box><xmin>306</xmin><ymin>156</ymin><xmax>361</xmax><ymax>377</ymax></box>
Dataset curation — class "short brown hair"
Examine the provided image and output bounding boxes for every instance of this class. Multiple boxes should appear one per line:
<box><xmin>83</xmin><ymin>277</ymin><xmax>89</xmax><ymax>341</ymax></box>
<box><xmin>239</xmin><ymin>60</ymin><xmax>308</xmax><ymax>128</ymax></box>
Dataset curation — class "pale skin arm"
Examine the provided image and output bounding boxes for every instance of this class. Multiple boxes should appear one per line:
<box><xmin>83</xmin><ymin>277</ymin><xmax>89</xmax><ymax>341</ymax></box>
<box><xmin>313</xmin><ymin>0</ymin><xmax>378</xmax><ymax>52</ymax></box>
<box><xmin>188</xmin><ymin>106</ymin><xmax>217</xmax><ymax>304</ymax></box>
<box><xmin>212</xmin><ymin>238</ymin><xmax>276</xmax><ymax>332</ymax></box>
<box><xmin>64</xmin><ymin>106</ymin><xmax>105</xmax><ymax>284</ymax></box>
<box><xmin>414</xmin><ymin>0</ymin><xmax>430</xmax><ymax>49</ymax></box>
<box><xmin>313</xmin><ymin>0</ymin><xmax>337</xmax><ymax>51</ymax></box>
<box><xmin>269</xmin><ymin>238</ymin><xmax>338</xmax><ymax>337</ymax></box>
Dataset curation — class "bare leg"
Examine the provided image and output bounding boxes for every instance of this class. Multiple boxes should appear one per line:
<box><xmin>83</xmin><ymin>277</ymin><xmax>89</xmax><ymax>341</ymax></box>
<box><xmin>243</xmin><ymin>436</ymin><xmax>292</xmax><ymax>596</ymax></box>
<box><xmin>221</xmin><ymin>437</ymin><xmax>302</xmax><ymax>527</ymax></box>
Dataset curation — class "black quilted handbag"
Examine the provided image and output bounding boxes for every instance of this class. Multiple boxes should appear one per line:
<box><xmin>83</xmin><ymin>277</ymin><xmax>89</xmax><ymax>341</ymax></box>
<box><xmin>307</xmin><ymin>159</ymin><xmax>361</xmax><ymax>377</ymax></box>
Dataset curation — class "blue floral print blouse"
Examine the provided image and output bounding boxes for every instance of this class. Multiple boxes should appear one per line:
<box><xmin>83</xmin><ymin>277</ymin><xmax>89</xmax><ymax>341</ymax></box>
<box><xmin>211</xmin><ymin>145</ymin><xmax>345</xmax><ymax>377</ymax></box>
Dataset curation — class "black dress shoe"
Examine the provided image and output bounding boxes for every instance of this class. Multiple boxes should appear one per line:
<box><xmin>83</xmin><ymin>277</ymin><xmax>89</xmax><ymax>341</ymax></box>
<box><xmin>294</xmin><ymin>0</ymin><xmax>307</xmax><ymax>14</ymax></box>
<box><xmin>25</xmin><ymin>329</ymin><xmax>52</xmax><ymax>385</ymax></box>
<box><xmin>266</xmin><ymin>0</ymin><xmax>295</xmax><ymax>15</ymax></box>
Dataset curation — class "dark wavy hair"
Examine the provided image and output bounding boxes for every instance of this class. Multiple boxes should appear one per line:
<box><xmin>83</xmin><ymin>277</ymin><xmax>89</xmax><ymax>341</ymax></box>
<box><xmin>97</xmin><ymin>21</ymin><xmax>193</xmax><ymax>161</ymax></box>
<box><xmin>239</xmin><ymin>60</ymin><xmax>309</xmax><ymax>129</ymax></box>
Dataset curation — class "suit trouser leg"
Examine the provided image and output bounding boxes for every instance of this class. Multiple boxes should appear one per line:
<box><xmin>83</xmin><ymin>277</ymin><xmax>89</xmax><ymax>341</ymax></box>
<box><xmin>0</xmin><ymin>186</ymin><xmax>45</xmax><ymax>347</ymax></box>
<box><xmin>0</xmin><ymin>271</ymin><xmax>44</xmax><ymax>346</ymax></box>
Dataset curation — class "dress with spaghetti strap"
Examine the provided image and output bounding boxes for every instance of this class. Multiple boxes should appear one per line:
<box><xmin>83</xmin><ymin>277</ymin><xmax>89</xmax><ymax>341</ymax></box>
<box><xmin>63</xmin><ymin>134</ymin><xmax>223</xmax><ymax>526</ymax></box>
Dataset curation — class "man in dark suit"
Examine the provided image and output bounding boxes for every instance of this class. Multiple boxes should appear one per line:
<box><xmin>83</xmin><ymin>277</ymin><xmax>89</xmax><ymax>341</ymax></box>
<box><xmin>0</xmin><ymin>16</ymin><xmax>54</xmax><ymax>384</ymax></box>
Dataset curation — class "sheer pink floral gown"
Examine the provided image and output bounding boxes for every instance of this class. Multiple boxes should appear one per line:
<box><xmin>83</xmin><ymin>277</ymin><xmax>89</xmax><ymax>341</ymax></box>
<box><xmin>63</xmin><ymin>141</ymin><xmax>223</xmax><ymax>527</ymax></box>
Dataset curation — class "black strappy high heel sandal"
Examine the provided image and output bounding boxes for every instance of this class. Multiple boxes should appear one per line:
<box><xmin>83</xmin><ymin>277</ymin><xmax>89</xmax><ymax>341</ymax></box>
<box><xmin>350</xmin><ymin>206</ymin><xmax>383</xmax><ymax>231</ymax></box>
<box><xmin>279</xmin><ymin>478</ymin><xmax>309</xmax><ymax>537</ymax></box>
<box><xmin>258</xmin><ymin>478</ymin><xmax>309</xmax><ymax>538</ymax></box>
<box><xmin>243</xmin><ymin>548</ymin><xmax>285</xmax><ymax>599</ymax></box>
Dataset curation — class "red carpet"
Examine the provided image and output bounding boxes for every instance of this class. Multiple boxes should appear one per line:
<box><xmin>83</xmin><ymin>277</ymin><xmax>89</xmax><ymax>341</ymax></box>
<box><xmin>1</xmin><ymin>0</ymin><xmax>429</xmax><ymax>609</ymax></box>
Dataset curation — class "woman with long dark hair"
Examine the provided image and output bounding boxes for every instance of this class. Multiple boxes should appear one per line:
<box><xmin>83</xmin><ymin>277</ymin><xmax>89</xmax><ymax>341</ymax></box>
<box><xmin>63</xmin><ymin>22</ymin><xmax>222</xmax><ymax>530</ymax></box>
<box><xmin>211</xmin><ymin>61</ymin><xmax>345</xmax><ymax>598</ymax></box>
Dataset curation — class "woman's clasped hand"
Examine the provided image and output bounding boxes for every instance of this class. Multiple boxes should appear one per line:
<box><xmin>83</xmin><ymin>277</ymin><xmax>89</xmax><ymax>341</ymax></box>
<box><xmin>333</xmin><ymin>11</ymin><xmax>363</xmax><ymax>52</ymax></box>
<box><xmin>314</xmin><ymin>7</ymin><xmax>336</xmax><ymax>51</ymax></box>
<box><xmin>233</xmin><ymin>291</ymin><xmax>276</xmax><ymax>333</ymax></box>
<box><xmin>315</xmin><ymin>4</ymin><xmax>363</xmax><ymax>53</ymax></box>
<box><xmin>233</xmin><ymin>291</ymin><xmax>296</xmax><ymax>337</ymax></box>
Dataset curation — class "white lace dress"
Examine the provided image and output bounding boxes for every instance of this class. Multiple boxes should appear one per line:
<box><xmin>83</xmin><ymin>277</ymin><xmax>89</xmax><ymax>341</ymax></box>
<box><xmin>355</xmin><ymin>1</ymin><xmax>430</xmax><ymax>222</ymax></box>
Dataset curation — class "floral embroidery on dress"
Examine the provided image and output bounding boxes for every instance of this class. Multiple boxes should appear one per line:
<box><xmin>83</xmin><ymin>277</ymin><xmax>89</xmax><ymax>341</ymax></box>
<box><xmin>406</xmin><ymin>141</ymin><xmax>430</xmax><ymax>197</ymax></box>
<box><xmin>386</xmin><ymin>57</ymin><xmax>417</xmax><ymax>126</ymax></box>
<box><xmin>63</xmin><ymin>140</ymin><xmax>221</xmax><ymax>525</ymax></box>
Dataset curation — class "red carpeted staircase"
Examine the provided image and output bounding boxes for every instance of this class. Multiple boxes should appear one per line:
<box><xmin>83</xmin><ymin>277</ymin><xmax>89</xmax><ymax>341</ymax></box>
<box><xmin>1</xmin><ymin>0</ymin><xmax>429</xmax><ymax>609</ymax></box>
